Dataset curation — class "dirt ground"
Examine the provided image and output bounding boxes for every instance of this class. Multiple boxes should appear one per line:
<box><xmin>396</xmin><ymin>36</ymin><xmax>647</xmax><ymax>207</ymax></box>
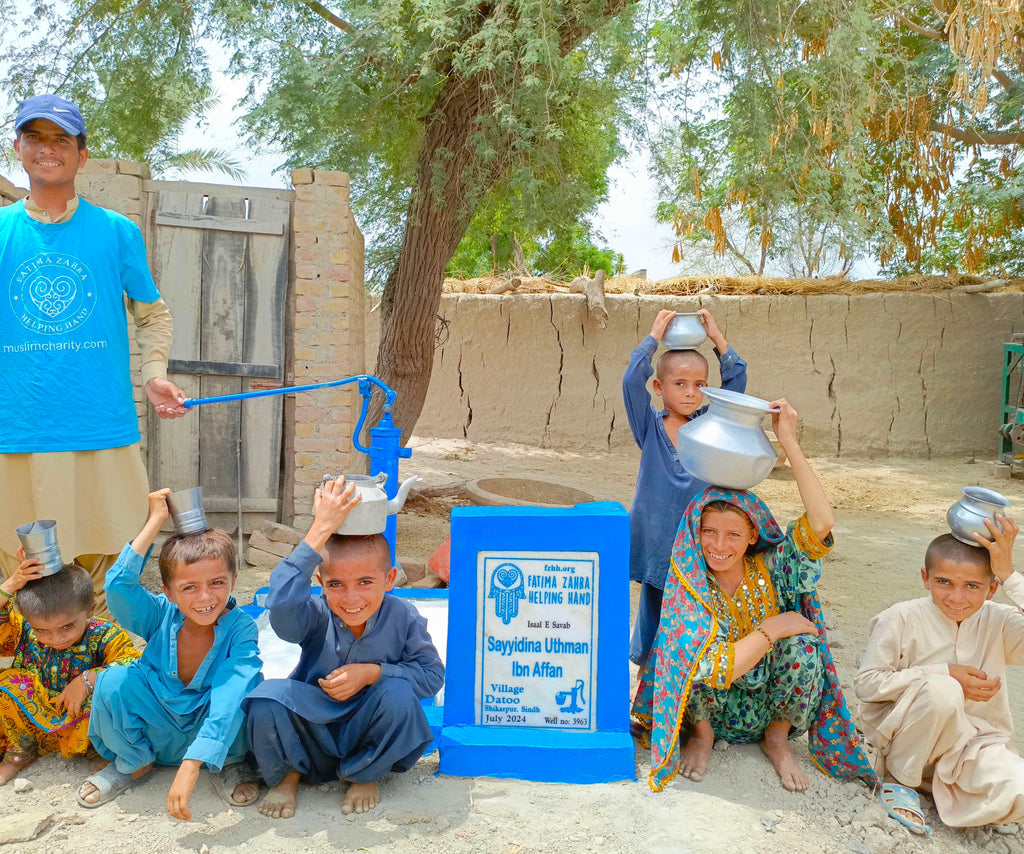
<box><xmin>7</xmin><ymin>439</ymin><xmax>1024</xmax><ymax>854</ymax></box>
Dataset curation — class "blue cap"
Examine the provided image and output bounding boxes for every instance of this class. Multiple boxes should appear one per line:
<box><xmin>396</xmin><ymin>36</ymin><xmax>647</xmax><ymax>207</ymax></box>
<box><xmin>14</xmin><ymin>94</ymin><xmax>86</xmax><ymax>137</ymax></box>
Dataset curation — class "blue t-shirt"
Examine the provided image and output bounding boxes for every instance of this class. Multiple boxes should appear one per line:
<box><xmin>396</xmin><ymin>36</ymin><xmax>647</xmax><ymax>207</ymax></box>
<box><xmin>0</xmin><ymin>199</ymin><xmax>160</xmax><ymax>452</ymax></box>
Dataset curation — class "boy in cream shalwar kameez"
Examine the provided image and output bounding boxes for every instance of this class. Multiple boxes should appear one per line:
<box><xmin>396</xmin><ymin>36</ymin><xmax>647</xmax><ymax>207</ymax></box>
<box><xmin>855</xmin><ymin>518</ymin><xmax>1024</xmax><ymax>830</ymax></box>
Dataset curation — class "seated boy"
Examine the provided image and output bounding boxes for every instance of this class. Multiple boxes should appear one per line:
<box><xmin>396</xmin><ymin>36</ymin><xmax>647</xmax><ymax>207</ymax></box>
<box><xmin>855</xmin><ymin>516</ymin><xmax>1024</xmax><ymax>833</ymax></box>
<box><xmin>624</xmin><ymin>308</ymin><xmax>747</xmax><ymax>671</ymax></box>
<box><xmin>0</xmin><ymin>550</ymin><xmax>138</xmax><ymax>783</ymax></box>
<box><xmin>244</xmin><ymin>476</ymin><xmax>444</xmax><ymax>819</ymax></box>
<box><xmin>78</xmin><ymin>489</ymin><xmax>262</xmax><ymax>819</ymax></box>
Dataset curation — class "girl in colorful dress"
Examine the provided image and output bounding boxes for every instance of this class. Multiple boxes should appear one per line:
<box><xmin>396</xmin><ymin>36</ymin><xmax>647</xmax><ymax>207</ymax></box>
<box><xmin>0</xmin><ymin>549</ymin><xmax>138</xmax><ymax>784</ymax></box>
<box><xmin>633</xmin><ymin>400</ymin><xmax>875</xmax><ymax>792</ymax></box>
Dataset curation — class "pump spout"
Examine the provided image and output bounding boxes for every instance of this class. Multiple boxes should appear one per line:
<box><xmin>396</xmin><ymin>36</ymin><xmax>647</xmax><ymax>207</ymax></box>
<box><xmin>386</xmin><ymin>475</ymin><xmax>422</xmax><ymax>516</ymax></box>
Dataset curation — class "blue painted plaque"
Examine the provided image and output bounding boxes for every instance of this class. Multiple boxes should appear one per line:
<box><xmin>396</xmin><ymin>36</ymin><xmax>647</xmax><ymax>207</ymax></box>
<box><xmin>439</xmin><ymin>502</ymin><xmax>635</xmax><ymax>783</ymax></box>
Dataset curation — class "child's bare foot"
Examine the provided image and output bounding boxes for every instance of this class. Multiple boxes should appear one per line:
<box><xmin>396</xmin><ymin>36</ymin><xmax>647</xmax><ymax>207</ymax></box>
<box><xmin>341</xmin><ymin>780</ymin><xmax>380</xmax><ymax>814</ymax></box>
<box><xmin>258</xmin><ymin>772</ymin><xmax>299</xmax><ymax>819</ymax></box>
<box><xmin>0</xmin><ymin>752</ymin><xmax>36</xmax><ymax>785</ymax></box>
<box><xmin>760</xmin><ymin>722</ymin><xmax>808</xmax><ymax>791</ymax></box>
<box><xmin>78</xmin><ymin>763</ymin><xmax>152</xmax><ymax>805</ymax></box>
<box><xmin>679</xmin><ymin>721</ymin><xmax>715</xmax><ymax>782</ymax></box>
<box><xmin>232</xmin><ymin>780</ymin><xmax>259</xmax><ymax>805</ymax></box>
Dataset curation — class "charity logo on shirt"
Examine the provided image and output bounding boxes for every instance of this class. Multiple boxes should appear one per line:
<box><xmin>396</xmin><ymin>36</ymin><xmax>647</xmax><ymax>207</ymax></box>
<box><xmin>8</xmin><ymin>252</ymin><xmax>97</xmax><ymax>335</ymax></box>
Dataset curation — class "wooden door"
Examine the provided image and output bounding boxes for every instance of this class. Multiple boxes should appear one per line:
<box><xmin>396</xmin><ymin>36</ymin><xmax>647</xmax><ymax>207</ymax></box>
<box><xmin>145</xmin><ymin>183</ymin><xmax>291</xmax><ymax>533</ymax></box>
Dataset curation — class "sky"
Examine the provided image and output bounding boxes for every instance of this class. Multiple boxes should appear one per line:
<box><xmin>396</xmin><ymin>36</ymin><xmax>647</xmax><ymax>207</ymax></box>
<box><xmin>169</xmin><ymin>72</ymin><xmax>687</xmax><ymax>281</ymax></box>
<box><xmin>0</xmin><ymin>64</ymin><xmax>685</xmax><ymax>280</ymax></box>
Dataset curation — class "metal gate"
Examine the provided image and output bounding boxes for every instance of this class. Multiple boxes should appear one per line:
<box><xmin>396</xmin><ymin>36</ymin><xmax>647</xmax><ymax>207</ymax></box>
<box><xmin>144</xmin><ymin>181</ymin><xmax>292</xmax><ymax>533</ymax></box>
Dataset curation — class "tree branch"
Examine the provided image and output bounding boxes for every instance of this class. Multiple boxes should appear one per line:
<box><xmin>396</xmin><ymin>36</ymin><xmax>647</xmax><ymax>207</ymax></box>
<box><xmin>300</xmin><ymin>0</ymin><xmax>354</xmax><ymax>34</ymax></box>
<box><xmin>894</xmin><ymin>13</ymin><xmax>945</xmax><ymax>42</ymax></box>
<box><xmin>557</xmin><ymin>0</ymin><xmax>631</xmax><ymax>54</ymax></box>
<box><xmin>930</xmin><ymin>120</ymin><xmax>1024</xmax><ymax>146</ymax></box>
<box><xmin>991</xmin><ymin>66</ymin><xmax>1016</xmax><ymax>91</ymax></box>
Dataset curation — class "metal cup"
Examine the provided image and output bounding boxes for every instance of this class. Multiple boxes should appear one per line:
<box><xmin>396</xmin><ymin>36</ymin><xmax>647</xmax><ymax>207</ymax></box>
<box><xmin>16</xmin><ymin>519</ymin><xmax>65</xmax><ymax>577</ymax></box>
<box><xmin>166</xmin><ymin>486</ymin><xmax>208</xmax><ymax>536</ymax></box>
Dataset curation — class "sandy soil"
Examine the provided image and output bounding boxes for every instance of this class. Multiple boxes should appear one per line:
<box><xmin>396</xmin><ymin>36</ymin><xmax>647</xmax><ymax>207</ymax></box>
<box><xmin>7</xmin><ymin>440</ymin><xmax>1024</xmax><ymax>854</ymax></box>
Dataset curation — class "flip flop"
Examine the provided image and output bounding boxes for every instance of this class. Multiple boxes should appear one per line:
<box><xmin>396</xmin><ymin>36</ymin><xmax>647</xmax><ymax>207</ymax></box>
<box><xmin>211</xmin><ymin>761</ymin><xmax>260</xmax><ymax>807</ymax></box>
<box><xmin>993</xmin><ymin>824</ymin><xmax>1019</xmax><ymax>836</ymax></box>
<box><xmin>77</xmin><ymin>763</ymin><xmax>149</xmax><ymax>808</ymax></box>
<box><xmin>876</xmin><ymin>782</ymin><xmax>932</xmax><ymax>836</ymax></box>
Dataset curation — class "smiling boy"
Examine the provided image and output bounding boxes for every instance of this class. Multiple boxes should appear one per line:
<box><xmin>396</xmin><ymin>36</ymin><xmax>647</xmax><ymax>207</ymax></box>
<box><xmin>77</xmin><ymin>489</ymin><xmax>262</xmax><ymax>818</ymax></box>
<box><xmin>244</xmin><ymin>477</ymin><xmax>444</xmax><ymax>820</ymax></box>
<box><xmin>855</xmin><ymin>518</ymin><xmax>1024</xmax><ymax>833</ymax></box>
<box><xmin>623</xmin><ymin>308</ymin><xmax>747</xmax><ymax>672</ymax></box>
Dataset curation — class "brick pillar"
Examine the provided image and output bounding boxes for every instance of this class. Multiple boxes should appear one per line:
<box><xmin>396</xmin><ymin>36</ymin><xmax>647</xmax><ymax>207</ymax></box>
<box><xmin>286</xmin><ymin>168</ymin><xmax>366</xmax><ymax>528</ymax></box>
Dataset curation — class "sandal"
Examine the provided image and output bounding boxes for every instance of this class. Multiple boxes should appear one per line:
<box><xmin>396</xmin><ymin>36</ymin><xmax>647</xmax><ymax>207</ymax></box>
<box><xmin>211</xmin><ymin>761</ymin><xmax>260</xmax><ymax>807</ymax></box>
<box><xmin>876</xmin><ymin>782</ymin><xmax>932</xmax><ymax>836</ymax></box>
<box><xmin>77</xmin><ymin>763</ymin><xmax>150</xmax><ymax>808</ymax></box>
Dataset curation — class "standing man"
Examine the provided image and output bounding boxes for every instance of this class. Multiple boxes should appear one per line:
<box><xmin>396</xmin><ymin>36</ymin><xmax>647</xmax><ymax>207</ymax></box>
<box><xmin>0</xmin><ymin>94</ymin><xmax>187</xmax><ymax>613</ymax></box>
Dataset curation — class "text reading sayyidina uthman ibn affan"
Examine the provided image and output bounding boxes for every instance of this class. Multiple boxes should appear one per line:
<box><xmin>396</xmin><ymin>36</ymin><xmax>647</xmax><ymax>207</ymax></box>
<box><xmin>475</xmin><ymin>551</ymin><xmax>598</xmax><ymax>730</ymax></box>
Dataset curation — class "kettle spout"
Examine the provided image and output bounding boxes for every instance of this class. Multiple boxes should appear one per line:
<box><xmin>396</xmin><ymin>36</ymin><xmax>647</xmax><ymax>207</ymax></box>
<box><xmin>386</xmin><ymin>475</ymin><xmax>422</xmax><ymax>515</ymax></box>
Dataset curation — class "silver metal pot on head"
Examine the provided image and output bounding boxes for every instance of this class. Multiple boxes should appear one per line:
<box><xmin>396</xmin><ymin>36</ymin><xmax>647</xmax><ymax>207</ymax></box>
<box><xmin>167</xmin><ymin>487</ymin><xmax>209</xmax><ymax>536</ymax></box>
<box><xmin>660</xmin><ymin>313</ymin><xmax>708</xmax><ymax>350</ymax></box>
<box><xmin>322</xmin><ymin>473</ymin><xmax>422</xmax><ymax>536</ymax></box>
<box><xmin>947</xmin><ymin>486</ymin><xmax>1011</xmax><ymax>546</ymax></box>
<box><xmin>676</xmin><ymin>388</ymin><xmax>778</xmax><ymax>490</ymax></box>
<box><xmin>16</xmin><ymin>519</ymin><xmax>64</xmax><ymax>576</ymax></box>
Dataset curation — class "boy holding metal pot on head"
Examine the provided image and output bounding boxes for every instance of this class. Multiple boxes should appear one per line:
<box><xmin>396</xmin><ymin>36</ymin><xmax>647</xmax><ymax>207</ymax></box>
<box><xmin>243</xmin><ymin>476</ymin><xmax>443</xmax><ymax>820</ymax></box>
<box><xmin>78</xmin><ymin>488</ymin><xmax>262</xmax><ymax>818</ymax></box>
<box><xmin>622</xmin><ymin>308</ymin><xmax>747</xmax><ymax>678</ymax></box>
<box><xmin>855</xmin><ymin>515</ymin><xmax>1024</xmax><ymax>836</ymax></box>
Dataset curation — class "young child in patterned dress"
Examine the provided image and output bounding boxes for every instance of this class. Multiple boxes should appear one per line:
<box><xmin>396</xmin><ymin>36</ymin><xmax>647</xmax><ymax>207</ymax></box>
<box><xmin>0</xmin><ymin>549</ymin><xmax>138</xmax><ymax>784</ymax></box>
<box><xmin>633</xmin><ymin>401</ymin><xmax>875</xmax><ymax>793</ymax></box>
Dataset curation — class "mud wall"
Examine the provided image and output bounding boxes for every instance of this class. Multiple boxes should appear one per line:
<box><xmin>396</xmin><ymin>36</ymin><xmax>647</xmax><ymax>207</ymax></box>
<box><xmin>366</xmin><ymin>292</ymin><xmax>1024</xmax><ymax>457</ymax></box>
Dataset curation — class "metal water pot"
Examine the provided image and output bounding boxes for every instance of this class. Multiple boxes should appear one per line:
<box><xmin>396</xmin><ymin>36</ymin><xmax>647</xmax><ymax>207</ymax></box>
<box><xmin>16</xmin><ymin>519</ymin><xmax>64</xmax><ymax>576</ymax></box>
<box><xmin>676</xmin><ymin>388</ymin><xmax>778</xmax><ymax>489</ymax></box>
<box><xmin>661</xmin><ymin>313</ymin><xmax>708</xmax><ymax>350</ymax></box>
<box><xmin>322</xmin><ymin>473</ymin><xmax>422</xmax><ymax>535</ymax></box>
<box><xmin>947</xmin><ymin>486</ymin><xmax>1011</xmax><ymax>546</ymax></box>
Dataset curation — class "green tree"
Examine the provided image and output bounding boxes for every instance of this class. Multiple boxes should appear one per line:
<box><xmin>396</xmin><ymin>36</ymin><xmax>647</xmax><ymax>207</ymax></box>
<box><xmin>651</xmin><ymin>1</ymin><xmax>1024</xmax><ymax>277</ymax></box>
<box><xmin>1</xmin><ymin>1</ymin><xmax>639</xmax><ymax>437</ymax></box>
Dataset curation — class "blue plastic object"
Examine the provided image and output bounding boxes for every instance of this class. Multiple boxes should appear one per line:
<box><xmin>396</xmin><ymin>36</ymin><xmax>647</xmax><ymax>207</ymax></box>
<box><xmin>439</xmin><ymin>502</ymin><xmax>635</xmax><ymax>783</ymax></box>
<box><xmin>182</xmin><ymin>373</ymin><xmax>409</xmax><ymax>565</ymax></box>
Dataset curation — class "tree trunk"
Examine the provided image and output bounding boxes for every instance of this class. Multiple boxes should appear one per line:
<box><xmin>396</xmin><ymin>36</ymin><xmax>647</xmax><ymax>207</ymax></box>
<box><xmin>370</xmin><ymin>74</ymin><xmax>495</xmax><ymax>441</ymax></box>
<box><xmin>368</xmin><ymin>0</ymin><xmax>634</xmax><ymax>442</ymax></box>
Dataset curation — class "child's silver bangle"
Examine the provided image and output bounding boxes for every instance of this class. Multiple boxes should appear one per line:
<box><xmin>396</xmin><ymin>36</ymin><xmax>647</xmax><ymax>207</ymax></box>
<box><xmin>81</xmin><ymin>669</ymin><xmax>95</xmax><ymax>694</ymax></box>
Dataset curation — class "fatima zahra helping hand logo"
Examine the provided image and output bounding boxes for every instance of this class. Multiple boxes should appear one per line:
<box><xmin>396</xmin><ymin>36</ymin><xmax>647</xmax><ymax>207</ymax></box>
<box><xmin>10</xmin><ymin>254</ymin><xmax>97</xmax><ymax>335</ymax></box>
<box><xmin>488</xmin><ymin>562</ymin><xmax>525</xmax><ymax>625</ymax></box>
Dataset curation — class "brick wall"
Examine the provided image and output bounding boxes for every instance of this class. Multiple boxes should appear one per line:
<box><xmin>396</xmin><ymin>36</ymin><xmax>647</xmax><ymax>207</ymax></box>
<box><xmin>287</xmin><ymin>168</ymin><xmax>366</xmax><ymax>528</ymax></box>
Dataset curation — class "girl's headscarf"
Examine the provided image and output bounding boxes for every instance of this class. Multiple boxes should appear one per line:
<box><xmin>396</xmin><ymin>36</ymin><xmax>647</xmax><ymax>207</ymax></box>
<box><xmin>632</xmin><ymin>486</ymin><xmax>876</xmax><ymax>791</ymax></box>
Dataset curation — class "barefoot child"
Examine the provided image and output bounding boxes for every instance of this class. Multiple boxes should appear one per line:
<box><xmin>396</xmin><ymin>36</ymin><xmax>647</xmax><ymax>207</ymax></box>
<box><xmin>624</xmin><ymin>308</ymin><xmax>747</xmax><ymax>671</ymax></box>
<box><xmin>0</xmin><ymin>551</ymin><xmax>138</xmax><ymax>784</ymax></box>
<box><xmin>633</xmin><ymin>401</ymin><xmax>876</xmax><ymax>792</ymax></box>
<box><xmin>244</xmin><ymin>476</ymin><xmax>444</xmax><ymax>819</ymax></box>
<box><xmin>855</xmin><ymin>522</ymin><xmax>1024</xmax><ymax>834</ymax></box>
<box><xmin>78</xmin><ymin>489</ymin><xmax>262</xmax><ymax>818</ymax></box>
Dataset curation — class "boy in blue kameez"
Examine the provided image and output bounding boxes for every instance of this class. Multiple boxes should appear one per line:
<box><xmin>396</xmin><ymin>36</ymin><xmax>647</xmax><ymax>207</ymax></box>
<box><xmin>624</xmin><ymin>308</ymin><xmax>747</xmax><ymax>670</ymax></box>
<box><xmin>78</xmin><ymin>489</ymin><xmax>262</xmax><ymax>819</ymax></box>
<box><xmin>244</xmin><ymin>476</ymin><xmax>444</xmax><ymax>819</ymax></box>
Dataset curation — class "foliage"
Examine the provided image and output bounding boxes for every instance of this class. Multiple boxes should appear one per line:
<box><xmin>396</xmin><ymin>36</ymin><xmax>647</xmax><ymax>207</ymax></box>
<box><xmin>650</xmin><ymin>1</ymin><xmax>1024</xmax><ymax>277</ymax></box>
<box><xmin>0</xmin><ymin>3</ymin><xmax>242</xmax><ymax>179</ymax></box>
<box><xmin>0</xmin><ymin>1</ymin><xmax>640</xmax><ymax>434</ymax></box>
<box><xmin>447</xmin><ymin>222</ymin><xmax>621</xmax><ymax>278</ymax></box>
